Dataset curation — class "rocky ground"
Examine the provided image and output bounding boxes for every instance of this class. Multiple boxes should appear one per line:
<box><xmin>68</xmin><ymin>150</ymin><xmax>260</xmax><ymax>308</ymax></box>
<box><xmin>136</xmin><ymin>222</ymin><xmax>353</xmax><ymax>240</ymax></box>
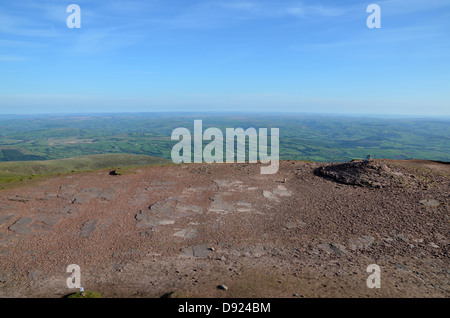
<box><xmin>0</xmin><ymin>159</ymin><xmax>448</xmax><ymax>298</ymax></box>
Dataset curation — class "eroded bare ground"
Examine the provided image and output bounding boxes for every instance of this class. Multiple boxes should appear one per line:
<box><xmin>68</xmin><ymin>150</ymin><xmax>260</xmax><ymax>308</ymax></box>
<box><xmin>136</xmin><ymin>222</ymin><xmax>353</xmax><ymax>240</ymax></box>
<box><xmin>0</xmin><ymin>160</ymin><xmax>448</xmax><ymax>298</ymax></box>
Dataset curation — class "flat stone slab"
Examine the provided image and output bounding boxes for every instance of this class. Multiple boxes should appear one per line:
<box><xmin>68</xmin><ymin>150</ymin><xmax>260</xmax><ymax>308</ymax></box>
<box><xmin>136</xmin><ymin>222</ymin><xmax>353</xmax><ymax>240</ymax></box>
<box><xmin>58</xmin><ymin>206</ymin><xmax>77</xmax><ymax>215</ymax></box>
<box><xmin>208</xmin><ymin>195</ymin><xmax>236</xmax><ymax>214</ymax></box>
<box><xmin>214</xmin><ymin>180</ymin><xmax>243</xmax><ymax>187</ymax></box>
<box><xmin>176</xmin><ymin>205</ymin><xmax>203</xmax><ymax>214</ymax></box>
<box><xmin>38</xmin><ymin>193</ymin><xmax>57</xmax><ymax>201</ymax></box>
<box><xmin>262</xmin><ymin>190</ymin><xmax>280</xmax><ymax>202</ymax></box>
<box><xmin>317</xmin><ymin>243</ymin><xmax>348</xmax><ymax>256</ymax></box>
<box><xmin>136</xmin><ymin>198</ymin><xmax>202</xmax><ymax>228</ymax></box>
<box><xmin>235</xmin><ymin>202</ymin><xmax>253</xmax><ymax>213</ymax></box>
<box><xmin>0</xmin><ymin>204</ymin><xmax>14</xmax><ymax>210</ymax></box>
<box><xmin>8</xmin><ymin>196</ymin><xmax>30</xmax><ymax>203</ymax></box>
<box><xmin>158</xmin><ymin>220</ymin><xmax>175</xmax><ymax>225</ymax></box>
<box><xmin>348</xmin><ymin>235</ymin><xmax>375</xmax><ymax>251</ymax></box>
<box><xmin>0</xmin><ymin>213</ymin><xmax>16</xmax><ymax>227</ymax></box>
<box><xmin>0</xmin><ymin>233</ymin><xmax>15</xmax><ymax>246</ymax></box>
<box><xmin>35</xmin><ymin>215</ymin><xmax>62</xmax><ymax>227</ymax></box>
<box><xmin>99</xmin><ymin>189</ymin><xmax>117</xmax><ymax>201</ymax></box>
<box><xmin>273</xmin><ymin>185</ymin><xmax>292</xmax><ymax>197</ymax></box>
<box><xmin>70</xmin><ymin>187</ymin><xmax>107</xmax><ymax>204</ymax></box>
<box><xmin>31</xmin><ymin>223</ymin><xmax>52</xmax><ymax>232</ymax></box>
<box><xmin>80</xmin><ymin>220</ymin><xmax>98</xmax><ymax>238</ymax></box>
<box><xmin>393</xmin><ymin>264</ymin><xmax>409</xmax><ymax>272</ymax></box>
<box><xmin>9</xmin><ymin>217</ymin><xmax>33</xmax><ymax>235</ymax></box>
<box><xmin>419</xmin><ymin>199</ymin><xmax>441</xmax><ymax>207</ymax></box>
<box><xmin>179</xmin><ymin>245</ymin><xmax>213</xmax><ymax>258</ymax></box>
<box><xmin>173</xmin><ymin>228</ymin><xmax>197</xmax><ymax>239</ymax></box>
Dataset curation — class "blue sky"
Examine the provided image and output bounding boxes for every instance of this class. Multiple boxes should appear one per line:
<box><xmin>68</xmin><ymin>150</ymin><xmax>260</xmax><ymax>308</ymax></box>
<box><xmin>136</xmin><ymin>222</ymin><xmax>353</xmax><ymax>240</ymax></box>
<box><xmin>0</xmin><ymin>0</ymin><xmax>449</xmax><ymax>116</ymax></box>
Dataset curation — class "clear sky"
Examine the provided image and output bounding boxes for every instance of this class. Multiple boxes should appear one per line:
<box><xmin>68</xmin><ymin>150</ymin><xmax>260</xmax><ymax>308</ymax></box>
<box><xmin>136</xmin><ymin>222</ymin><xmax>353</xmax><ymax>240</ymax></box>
<box><xmin>0</xmin><ymin>0</ymin><xmax>449</xmax><ymax>116</ymax></box>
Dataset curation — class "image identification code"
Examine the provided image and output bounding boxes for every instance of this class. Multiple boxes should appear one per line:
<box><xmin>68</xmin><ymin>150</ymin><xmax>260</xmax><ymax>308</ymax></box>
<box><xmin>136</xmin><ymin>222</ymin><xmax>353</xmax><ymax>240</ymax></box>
<box><xmin>178</xmin><ymin>302</ymin><xmax>271</xmax><ymax>315</ymax></box>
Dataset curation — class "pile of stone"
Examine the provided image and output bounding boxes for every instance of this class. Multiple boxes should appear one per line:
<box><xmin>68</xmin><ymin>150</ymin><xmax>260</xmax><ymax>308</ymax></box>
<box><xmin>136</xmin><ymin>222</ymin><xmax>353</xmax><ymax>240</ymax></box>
<box><xmin>315</xmin><ymin>159</ymin><xmax>415</xmax><ymax>188</ymax></box>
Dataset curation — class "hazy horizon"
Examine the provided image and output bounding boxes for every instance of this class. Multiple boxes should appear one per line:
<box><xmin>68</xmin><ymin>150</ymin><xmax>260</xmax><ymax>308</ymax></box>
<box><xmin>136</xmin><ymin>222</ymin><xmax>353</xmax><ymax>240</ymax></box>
<box><xmin>0</xmin><ymin>111</ymin><xmax>449</xmax><ymax>120</ymax></box>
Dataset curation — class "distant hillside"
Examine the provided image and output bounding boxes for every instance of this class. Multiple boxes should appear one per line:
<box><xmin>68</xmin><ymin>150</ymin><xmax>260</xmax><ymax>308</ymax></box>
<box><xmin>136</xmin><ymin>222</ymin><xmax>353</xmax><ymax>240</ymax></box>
<box><xmin>0</xmin><ymin>154</ymin><xmax>171</xmax><ymax>187</ymax></box>
<box><xmin>0</xmin><ymin>113</ymin><xmax>449</xmax><ymax>163</ymax></box>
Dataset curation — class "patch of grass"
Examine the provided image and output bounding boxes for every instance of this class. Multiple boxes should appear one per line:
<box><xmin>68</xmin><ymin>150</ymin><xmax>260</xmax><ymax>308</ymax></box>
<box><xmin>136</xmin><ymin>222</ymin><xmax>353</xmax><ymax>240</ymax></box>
<box><xmin>65</xmin><ymin>291</ymin><xmax>102</xmax><ymax>298</ymax></box>
<box><xmin>0</xmin><ymin>153</ymin><xmax>171</xmax><ymax>189</ymax></box>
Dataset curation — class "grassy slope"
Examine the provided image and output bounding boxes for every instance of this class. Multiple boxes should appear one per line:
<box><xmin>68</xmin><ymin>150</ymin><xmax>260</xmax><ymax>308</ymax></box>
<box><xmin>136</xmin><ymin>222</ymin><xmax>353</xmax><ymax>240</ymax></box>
<box><xmin>0</xmin><ymin>153</ymin><xmax>171</xmax><ymax>187</ymax></box>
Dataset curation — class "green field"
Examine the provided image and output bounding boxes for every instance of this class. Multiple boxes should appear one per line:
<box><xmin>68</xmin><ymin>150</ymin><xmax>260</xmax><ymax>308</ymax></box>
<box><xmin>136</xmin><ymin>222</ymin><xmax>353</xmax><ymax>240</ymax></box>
<box><xmin>0</xmin><ymin>113</ymin><xmax>448</xmax><ymax>179</ymax></box>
